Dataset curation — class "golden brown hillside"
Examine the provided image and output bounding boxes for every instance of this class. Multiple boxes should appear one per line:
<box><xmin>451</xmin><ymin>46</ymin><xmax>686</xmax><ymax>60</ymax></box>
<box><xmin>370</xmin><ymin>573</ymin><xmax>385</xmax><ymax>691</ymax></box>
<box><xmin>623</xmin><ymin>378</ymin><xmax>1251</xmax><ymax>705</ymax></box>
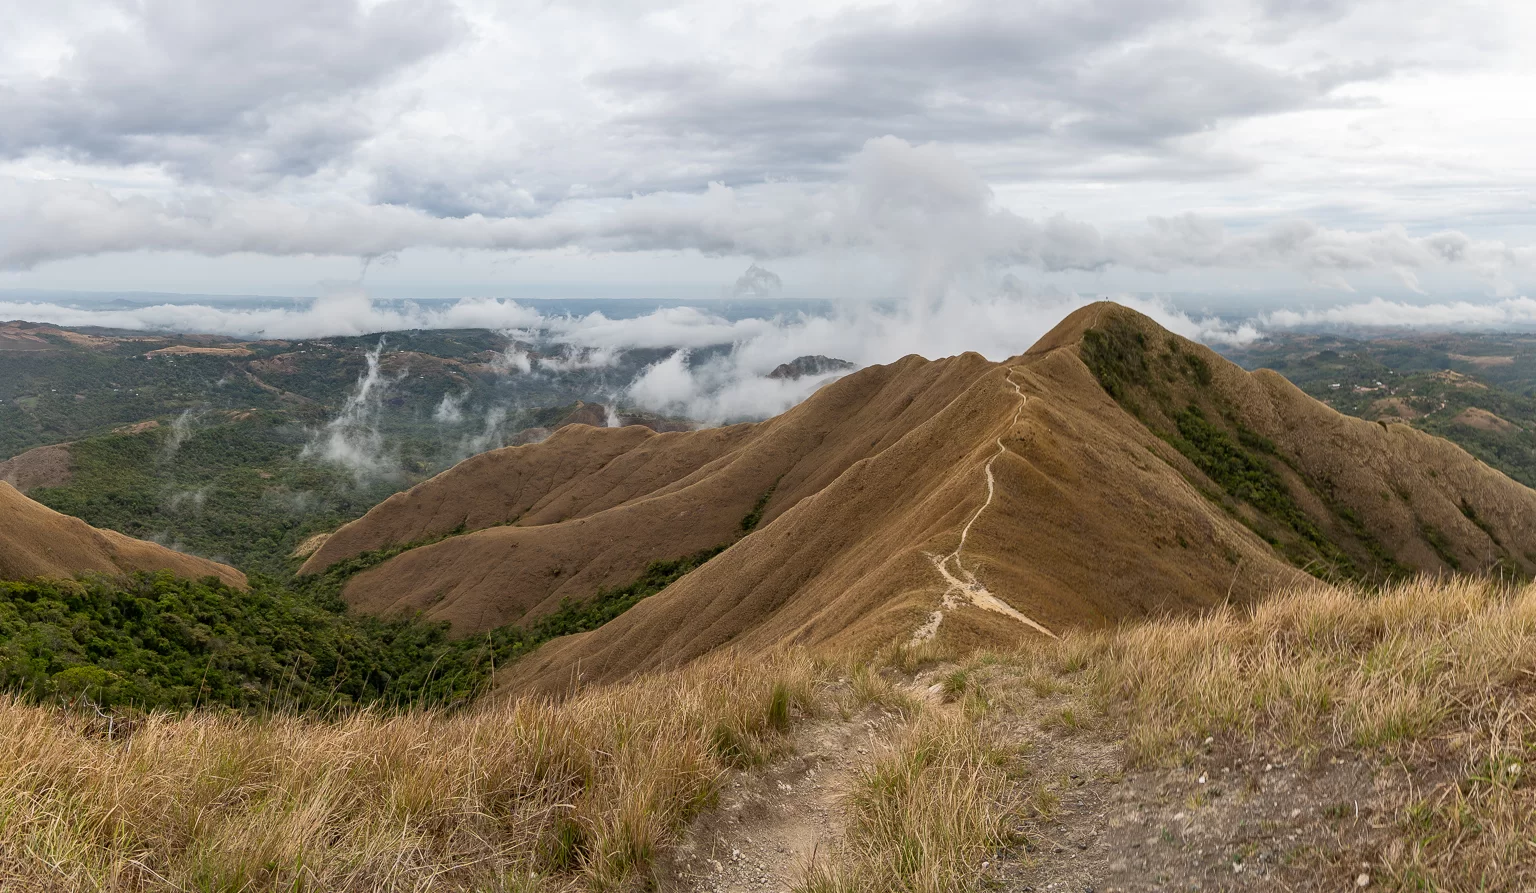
<box><xmin>302</xmin><ymin>304</ymin><xmax>1536</xmax><ymax>691</ymax></box>
<box><xmin>0</xmin><ymin>482</ymin><xmax>246</xmax><ymax>586</ymax></box>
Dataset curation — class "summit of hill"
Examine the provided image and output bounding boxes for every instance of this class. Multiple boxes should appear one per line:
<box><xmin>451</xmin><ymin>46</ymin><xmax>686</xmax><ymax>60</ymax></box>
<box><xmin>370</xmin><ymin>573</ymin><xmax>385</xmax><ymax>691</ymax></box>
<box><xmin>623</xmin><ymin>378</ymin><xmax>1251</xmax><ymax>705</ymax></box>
<box><xmin>295</xmin><ymin>303</ymin><xmax>1536</xmax><ymax>692</ymax></box>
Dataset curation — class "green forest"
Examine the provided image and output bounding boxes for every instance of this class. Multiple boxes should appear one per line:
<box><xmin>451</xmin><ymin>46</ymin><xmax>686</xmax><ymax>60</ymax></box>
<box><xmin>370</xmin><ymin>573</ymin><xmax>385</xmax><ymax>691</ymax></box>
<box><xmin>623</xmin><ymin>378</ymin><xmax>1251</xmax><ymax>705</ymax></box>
<box><xmin>0</xmin><ymin>548</ymin><xmax>720</xmax><ymax>714</ymax></box>
<box><xmin>28</xmin><ymin>415</ymin><xmax>437</xmax><ymax>577</ymax></box>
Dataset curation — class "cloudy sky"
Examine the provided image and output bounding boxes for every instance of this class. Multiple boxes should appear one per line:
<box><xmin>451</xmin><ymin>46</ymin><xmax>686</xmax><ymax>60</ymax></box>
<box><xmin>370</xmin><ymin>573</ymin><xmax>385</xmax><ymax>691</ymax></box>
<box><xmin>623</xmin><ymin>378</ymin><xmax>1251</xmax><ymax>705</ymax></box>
<box><xmin>1</xmin><ymin>0</ymin><xmax>1534</xmax><ymax>306</ymax></box>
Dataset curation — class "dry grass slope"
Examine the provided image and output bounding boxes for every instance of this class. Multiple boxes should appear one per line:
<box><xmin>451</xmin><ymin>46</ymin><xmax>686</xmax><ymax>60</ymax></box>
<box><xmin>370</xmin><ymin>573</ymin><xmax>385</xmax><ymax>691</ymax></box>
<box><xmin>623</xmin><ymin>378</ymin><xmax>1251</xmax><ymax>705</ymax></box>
<box><xmin>296</xmin><ymin>305</ymin><xmax>1536</xmax><ymax>699</ymax></box>
<box><xmin>0</xmin><ymin>653</ymin><xmax>816</xmax><ymax>892</ymax></box>
<box><xmin>5</xmin><ymin>576</ymin><xmax>1536</xmax><ymax>892</ymax></box>
<box><xmin>0</xmin><ymin>481</ymin><xmax>245</xmax><ymax>587</ymax></box>
<box><xmin>506</xmin><ymin>304</ymin><xmax>1536</xmax><ymax>693</ymax></box>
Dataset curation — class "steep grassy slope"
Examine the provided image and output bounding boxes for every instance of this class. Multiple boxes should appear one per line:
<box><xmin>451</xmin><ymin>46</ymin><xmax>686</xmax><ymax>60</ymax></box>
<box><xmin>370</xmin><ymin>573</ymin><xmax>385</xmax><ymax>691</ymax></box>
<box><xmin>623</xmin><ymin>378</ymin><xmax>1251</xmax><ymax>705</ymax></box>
<box><xmin>302</xmin><ymin>352</ymin><xmax>1000</xmax><ymax>632</ymax></box>
<box><xmin>1068</xmin><ymin>306</ymin><xmax>1534</xmax><ymax>580</ymax></box>
<box><xmin>303</xmin><ymin>304</ymin><xmax>1536</xmax><ymax>693</ymax></box>
<box><xmin>0</xmin><ymin>482</ymin><xmax>246</xmax><ymax>587</ymax></box>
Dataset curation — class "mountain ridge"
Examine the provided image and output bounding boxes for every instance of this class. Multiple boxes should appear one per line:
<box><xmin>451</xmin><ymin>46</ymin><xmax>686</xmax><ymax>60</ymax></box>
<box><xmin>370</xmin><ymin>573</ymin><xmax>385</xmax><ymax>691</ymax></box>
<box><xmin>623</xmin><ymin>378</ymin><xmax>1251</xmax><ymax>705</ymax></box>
<box><xmin>291</xmin><ymin>303</ymin><xmax>1536</xmax><ymax>694</ymax></box>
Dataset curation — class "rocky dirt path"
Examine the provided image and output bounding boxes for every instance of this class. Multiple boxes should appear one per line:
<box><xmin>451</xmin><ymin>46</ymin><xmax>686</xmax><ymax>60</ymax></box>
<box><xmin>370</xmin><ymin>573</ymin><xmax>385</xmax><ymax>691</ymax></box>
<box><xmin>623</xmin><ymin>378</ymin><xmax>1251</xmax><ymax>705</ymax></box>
<box><xmin>662</xmin><ymin>661</ymin><xmax>1400</xmax><ymax>893</ymax></box>
<box><xmin>658</xmin><ymin>701</ymin><xmax>908</xmax><ymax>893</ymax></box>
<box><xmin>976</xmin><ymin>700</ymin><xmax>1399</xmax><ymax>892</ymax></box>
<box><xmin>914</xmin><ymin>369</ymin><xmax>1056</xmax><ymax>645</ymax></box>
<box><xmin>990</xmin><ymin>739</ymin><xmax>1397</xmax><ymax>891</ymax></box>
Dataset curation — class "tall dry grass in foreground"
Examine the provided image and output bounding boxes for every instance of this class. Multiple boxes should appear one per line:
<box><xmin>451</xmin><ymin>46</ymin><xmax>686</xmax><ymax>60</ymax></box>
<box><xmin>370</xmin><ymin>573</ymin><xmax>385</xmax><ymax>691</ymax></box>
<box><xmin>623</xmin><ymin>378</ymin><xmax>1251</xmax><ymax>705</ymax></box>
<box><xmin>0</xmin><ymin>652</ymin><xmax>816</xmax><ymax>892</ymax></box>
<box><xmin>1082</xmin><ymin>575</ymin><xmax>1536</xmax><ymax>763</ymax></box>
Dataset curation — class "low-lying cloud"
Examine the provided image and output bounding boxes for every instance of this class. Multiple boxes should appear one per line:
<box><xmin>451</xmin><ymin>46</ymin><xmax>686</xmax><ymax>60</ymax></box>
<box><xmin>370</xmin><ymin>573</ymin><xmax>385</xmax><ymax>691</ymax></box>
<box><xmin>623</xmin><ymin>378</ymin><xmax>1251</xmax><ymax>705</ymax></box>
<box><xmin>0</xmin><ymin>290</ymin><xmax>542</xmax><ymax>340</ymax></box>
<box><xmin>433</xmin><ymin>391</ymin><xmax>467</xmax><ymax>424</ymax></box>
<box><xmin>164</xmin><ymin>409</ymin><xmax>201</xmax><ymax>456</ymax></box>
<box><xmin>626</xmin><ymin>349</ymin><xmax>847</xmax><ymax>423</ymax></box>
<box><xmin>301</xmin><ymin>339</ymin><xmax>397</xmax><ymax>480</ymax></box>
<box><xmin>10</xmin><ymin>280</ymin><xmax>1536</xmax><ymax>426</ymax></box>
<box><xmin>1260</xmin><ymin>296</ymin><xmax>1536</xmax><ymax>331</ymax></box>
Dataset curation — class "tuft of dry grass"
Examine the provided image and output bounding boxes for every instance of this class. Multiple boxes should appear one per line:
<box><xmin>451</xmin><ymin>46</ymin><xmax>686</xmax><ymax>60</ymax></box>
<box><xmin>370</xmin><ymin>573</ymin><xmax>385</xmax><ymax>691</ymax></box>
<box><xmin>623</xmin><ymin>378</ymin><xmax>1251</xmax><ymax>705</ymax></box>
<box><xmin>1073</xmin><ymin>576</ymin><xmax>1536</xmax><ymax>764</ymax></box>
<box><xmin>797</xmin><ymin>711</ymin><xmax>1018</xmax><ymax>893</ymax></box>
<box><xmin>0</xmin><ymin>651</ymin><xmax>817</xmax><ymax>892</ymax></box>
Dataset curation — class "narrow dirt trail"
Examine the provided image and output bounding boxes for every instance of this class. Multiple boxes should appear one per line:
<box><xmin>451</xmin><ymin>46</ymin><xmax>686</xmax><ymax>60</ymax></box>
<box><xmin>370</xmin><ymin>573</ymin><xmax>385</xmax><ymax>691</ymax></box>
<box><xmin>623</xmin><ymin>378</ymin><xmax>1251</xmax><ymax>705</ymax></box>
<box><xmin>659</xmin><ymin>702</ymin><xmax>906</xmax><ymax>892</ymax></box>
<box><xmin>913</xmin><ymin>370</ymin><xmax>1057</xmax><ymax>644</ymax></box>
<box><xmin>664</xmin><ymin>668</ymin><xmax>1399</xmax><ymax>893</ymax></box>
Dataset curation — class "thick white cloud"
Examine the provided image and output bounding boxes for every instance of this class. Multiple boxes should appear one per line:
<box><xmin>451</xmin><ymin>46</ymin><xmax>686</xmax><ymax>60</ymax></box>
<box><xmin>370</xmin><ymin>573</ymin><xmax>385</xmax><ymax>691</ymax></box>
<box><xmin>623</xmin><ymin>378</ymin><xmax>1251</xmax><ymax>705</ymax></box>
<box><xmin>12</xmin><ymin>271</ymin><xmax>1536</xmax><ymax>425</ymax></box>
<box><xmin>3</xmin><ymin>138</ymin><xmax>1529</xmax><ymax>299</ymax></box>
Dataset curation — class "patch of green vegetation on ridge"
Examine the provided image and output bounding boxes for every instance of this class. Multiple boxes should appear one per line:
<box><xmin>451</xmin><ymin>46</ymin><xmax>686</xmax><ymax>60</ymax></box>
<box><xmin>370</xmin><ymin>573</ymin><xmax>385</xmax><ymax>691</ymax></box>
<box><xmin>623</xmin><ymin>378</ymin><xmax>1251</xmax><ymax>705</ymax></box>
<box><xmin>519</xmin><ymin>547</ymin><xmax>724</xmax><ymax>642</ymax></box>
<box><xmin>1081</xmin><ymin>318</ymin><xmax>1416</xmax><ymax>582</ymax></box>
<box><xmin>1081</xmin><ymin>321</ymin><xmax>1218</xmax><ymax>423</ymax></box>
<box><xmin>1169</xmin><ymin>406</ymin><xmax>1297</xmax><ymax>522</ymax></box>
<box><xmin>1079</xmin><ymin>324</ymin><xmax>1150</xmax><ymax>405</ymax></box>
<box><xmin>1459</xmin><ymin>498</ymin><xmax>1503</xmax><ymax>547</ymax></box>
<box><xmin>740</xmin><ymin>483</ymin><xmax>777</xmax><ymax>534</ymax></box>
<box><xmin>1419</xmin><ymin>522</ymin><xmax>1462</xmax><ymax>571</ymax></box>
<box><xmin>1165</xmin><ymin>405</ymin><xmax>1356</xmax><ymax>576</ymax></box>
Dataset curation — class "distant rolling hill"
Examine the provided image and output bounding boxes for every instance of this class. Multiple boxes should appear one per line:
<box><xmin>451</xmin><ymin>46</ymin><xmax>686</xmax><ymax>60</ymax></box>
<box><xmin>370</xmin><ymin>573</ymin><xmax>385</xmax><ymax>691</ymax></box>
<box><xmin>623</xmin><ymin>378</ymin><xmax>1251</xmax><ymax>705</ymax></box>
<box><xmin>299</xmin><ymin>304</ymin><xmax>1536</xmax><ymax>692</ymax></box>
<box><xmin>0</xmin><ymin>481</ymin><xmax>245</xmax><ymax>587</ymax></box>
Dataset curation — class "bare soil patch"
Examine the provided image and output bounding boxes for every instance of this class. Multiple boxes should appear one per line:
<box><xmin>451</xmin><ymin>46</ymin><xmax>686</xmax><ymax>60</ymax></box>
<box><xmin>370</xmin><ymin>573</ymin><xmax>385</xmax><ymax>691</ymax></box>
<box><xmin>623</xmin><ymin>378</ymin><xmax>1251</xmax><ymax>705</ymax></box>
<box><xmin>990</xmin><ymin>734</ymin><xmax>1414</xmax><ymax>892</ymax></box>
<box><xmin>1448</xmin><ymin>353</ymin><xmax>1515</xmax><ymax>368</ymax></box>
<box><xmin>111</xmin><ymin>420</ymin><xmax>161</xmax><ymax>435</ymax></box>
<box><xmin>1453</xmin><ymin>406</ymin><xmax>1521</xmax><ymax>434</ymax></box>
<box><xmin>1433</xmin><ymin>370</ymin><xmax>1488</xmax><ymax>390</ymax></box>
<box><xmin>1370</xmin><ymin>396</ymin><xmax>1424</xmax><ymax>420</ymax></box>
<box><xmin>145</xmin><ymin>344</ymin><xmax>253</xmax><ymax>357</ymax></box>
<box><xmin>0</xmin><ymin>442</ymin><xmax>73</xmax><ymax>492</ymax></box>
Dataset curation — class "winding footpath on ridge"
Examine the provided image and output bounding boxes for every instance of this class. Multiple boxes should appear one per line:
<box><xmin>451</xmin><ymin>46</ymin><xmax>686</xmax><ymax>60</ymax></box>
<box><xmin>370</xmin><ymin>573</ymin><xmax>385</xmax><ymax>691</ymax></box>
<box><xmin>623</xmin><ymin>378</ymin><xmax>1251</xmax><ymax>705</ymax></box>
<box><xmin>912</xmin><ymin>369</ymin><xmax>1058</xmax><ymax>645</ymax></box>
